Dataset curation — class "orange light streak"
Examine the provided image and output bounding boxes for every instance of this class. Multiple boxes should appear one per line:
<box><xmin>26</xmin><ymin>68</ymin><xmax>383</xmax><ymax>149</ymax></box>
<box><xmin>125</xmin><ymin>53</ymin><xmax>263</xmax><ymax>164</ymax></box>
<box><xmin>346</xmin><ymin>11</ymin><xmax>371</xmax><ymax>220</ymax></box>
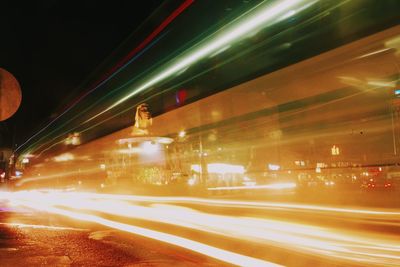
<box><xmin>9</xmin><ymin>196</ymin><xmax>280</xmax><ymax>267</ymax></box>
<box><xmin>3</xmin><ymin>190</ymin><xmax>400</xmax><ymax>266</ymax></box>
<box><xmin>0</xmin><ymin>222</ymin><xmax>88</xmax><ymax>231</ymax></box>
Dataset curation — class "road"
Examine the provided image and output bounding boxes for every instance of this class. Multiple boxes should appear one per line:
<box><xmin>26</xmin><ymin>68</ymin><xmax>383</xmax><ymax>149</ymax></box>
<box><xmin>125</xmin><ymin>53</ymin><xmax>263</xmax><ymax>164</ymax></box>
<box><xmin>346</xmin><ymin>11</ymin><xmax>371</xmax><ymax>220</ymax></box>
<box><xmin>1</xmin><ymin>190</ymin><xmax>399</xmax><ymax>266</ymax></box>
<box><xmin>0</xmin><ymin>205</ymin><xmax>228</xmax><ymax>266</ymax></box>
<box><xmin>0</xmin><ymin>211</ymin><xmax>231</xmax><ymax>266</ymax></box>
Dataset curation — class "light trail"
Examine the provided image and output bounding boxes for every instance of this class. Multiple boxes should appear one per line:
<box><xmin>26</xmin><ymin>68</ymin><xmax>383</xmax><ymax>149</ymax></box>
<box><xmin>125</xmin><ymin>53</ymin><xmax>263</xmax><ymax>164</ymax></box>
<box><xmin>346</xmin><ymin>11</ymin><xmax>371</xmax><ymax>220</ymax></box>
<box><xmin>3</xmin><ymin>190</ymin><xmax>400</xmax><ymax>266</ymax></box>
<box><xmin>15</xmin><ymin>0</ymin><xmax>193</xmax><ymax>154</ymax></box>
<box><xmin>83</xmin><ymin>0</ymin><xmax>316</xmax><ymax>124</ymax></box>
<box><xmin>207</xmin><ymin>182</ymin><xmax>297</xmax><ymax>191</ymax></box>
<box><xmin>94</xmin><ymin>0</ymin><xmax>194</xmax><ymax>84</ymax></box>
<box><xmin>6</xmin><ymin>193</ymin><xmax>280</xmax><ymax>267</ymax></box>
<box><xmin>48</xmin><ymin>191</ymin><xmax>400</xmax><ymax>217</ymax></box>
<box><xmin>0</xmin><ymin>222</ymin><xmax>88</xmax><ymax>231</ymax></box>
<box><xmin>17</xmin><ymin>0</ymin><xmax>317</xmax><ymax>158</ymax></box>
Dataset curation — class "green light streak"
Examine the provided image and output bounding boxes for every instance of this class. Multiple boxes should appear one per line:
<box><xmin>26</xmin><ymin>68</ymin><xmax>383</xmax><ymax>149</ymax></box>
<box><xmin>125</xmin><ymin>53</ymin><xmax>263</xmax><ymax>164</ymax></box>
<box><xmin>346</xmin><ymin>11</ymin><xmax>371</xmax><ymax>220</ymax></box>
<box><xmin>84</xmin><ymin>0</ymin><xmax>314</xmax><ymax>124</ymax></box>
<box><xmin>18</xmin><ymin>0</ymin><xmax>316</xmax><ymax>160</ymax></box>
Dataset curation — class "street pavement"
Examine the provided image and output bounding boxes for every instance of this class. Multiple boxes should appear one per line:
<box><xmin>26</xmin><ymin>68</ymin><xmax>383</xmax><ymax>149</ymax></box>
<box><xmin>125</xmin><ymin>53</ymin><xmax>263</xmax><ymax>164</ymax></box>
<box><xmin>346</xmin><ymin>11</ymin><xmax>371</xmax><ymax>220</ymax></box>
<box><xmin>0</xmin><ymin>205</ymin><xmax>226</xmax><ymax>267</ymax></box>
<box><xmin>1</xmin><ymin>191</ymin><xmax>399</xmax><ymax>267</ymax></box>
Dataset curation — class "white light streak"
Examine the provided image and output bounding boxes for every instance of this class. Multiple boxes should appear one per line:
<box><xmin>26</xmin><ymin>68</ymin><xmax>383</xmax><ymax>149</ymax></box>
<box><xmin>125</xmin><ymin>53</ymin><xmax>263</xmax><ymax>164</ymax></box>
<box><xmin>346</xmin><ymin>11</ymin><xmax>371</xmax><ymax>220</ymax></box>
<box><xmin>84</xmin><ymin>0</ymin><xmax>314</xmax><ymax>123</ymax></box>
<box><xmin>0</xmin><ymin>222</ymin><xmax>88</xmax><ymax>231</ymax></box>
<box><xmin>207</xmin><ymin>183</ymin><xmax>297</xmax><ymax>191</ymax></box>
<box><xmin>9</xmin><ymin>194</ymin><xmax>280</xmax><ymax>267</ymax></box>
<box><xmin>4</xmin><ymin>190</ymin><xmax>400</xmax><ymax>266</ymax></box>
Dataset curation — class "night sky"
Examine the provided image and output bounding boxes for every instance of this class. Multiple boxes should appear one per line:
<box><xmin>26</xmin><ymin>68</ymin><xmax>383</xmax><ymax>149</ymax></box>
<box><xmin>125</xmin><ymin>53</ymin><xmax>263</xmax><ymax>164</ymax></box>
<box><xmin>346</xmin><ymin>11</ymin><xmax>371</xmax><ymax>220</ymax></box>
<box><xmin>0</xmin><ymin>0</ymin><xmax>161</xmax><ymax>149</ymax></box>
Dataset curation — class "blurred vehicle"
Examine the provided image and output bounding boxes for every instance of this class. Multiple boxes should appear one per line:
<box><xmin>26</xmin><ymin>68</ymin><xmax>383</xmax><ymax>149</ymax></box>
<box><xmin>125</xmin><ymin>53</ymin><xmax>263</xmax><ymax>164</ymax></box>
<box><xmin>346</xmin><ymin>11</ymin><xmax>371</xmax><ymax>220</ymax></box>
<box><xmin>361</xmin><ymin>178</ymin><xmax>395</xmax><ymax>191</ymax></box>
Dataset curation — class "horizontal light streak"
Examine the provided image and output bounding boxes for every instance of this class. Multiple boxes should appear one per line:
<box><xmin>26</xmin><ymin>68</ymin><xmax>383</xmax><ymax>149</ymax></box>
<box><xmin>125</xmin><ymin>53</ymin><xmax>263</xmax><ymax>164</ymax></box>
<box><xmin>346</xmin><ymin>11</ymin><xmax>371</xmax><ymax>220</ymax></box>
<box><xmin>47</xmin><ymin>191</ymin><xmax>400</xmax><ymax>217</ymax></box>
<box><xmin>9</xmin><ymin>195</ymin><xmax>280</xmax><ymax>267</ymax></box>
<box><xmin>207</xmin><ymin>183</ymin><xmax>297</xmax><ymax>191</ymax></box>
<box><xmin>4</xmin><ymin>190</ymin><xmax>400</xmax><ymax>266</ymax></box>
<box><xmin>0</xmin><ymin>222</ymin><xmax>88</xmax><ymax>231</ymax></box>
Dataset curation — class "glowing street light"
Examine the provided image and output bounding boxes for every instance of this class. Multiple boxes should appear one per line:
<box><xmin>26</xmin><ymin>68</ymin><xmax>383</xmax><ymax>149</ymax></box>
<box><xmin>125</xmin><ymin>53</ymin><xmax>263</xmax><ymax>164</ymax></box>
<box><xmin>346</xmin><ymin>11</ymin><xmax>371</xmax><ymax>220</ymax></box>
<box><xmin>178</xmin><ymin>130</ymin><xmax>186</xmax><ymax>138</ymax></box>
<box><xmin>331</xmin><ymin>145</ymin><xmax>340</xmax><ymax>156</ymax></box>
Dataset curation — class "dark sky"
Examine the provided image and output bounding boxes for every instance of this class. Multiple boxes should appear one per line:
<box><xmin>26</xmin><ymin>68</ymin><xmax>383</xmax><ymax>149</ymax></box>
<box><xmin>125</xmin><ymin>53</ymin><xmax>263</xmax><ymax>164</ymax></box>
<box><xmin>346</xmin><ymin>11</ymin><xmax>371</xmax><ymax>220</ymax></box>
<box><xmin>0</xmin><ymin>0</ymin><xmax>162</xmax><ymax>149</ymax></box>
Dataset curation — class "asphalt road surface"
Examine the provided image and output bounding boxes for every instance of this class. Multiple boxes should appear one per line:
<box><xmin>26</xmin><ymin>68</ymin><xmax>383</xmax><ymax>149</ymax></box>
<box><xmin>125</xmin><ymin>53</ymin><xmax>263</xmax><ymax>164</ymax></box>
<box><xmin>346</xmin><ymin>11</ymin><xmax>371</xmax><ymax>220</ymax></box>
<box><xmin>0</xmin><ymin>204</ymin><xmax>229</xmax><ymax>266</ymax></box>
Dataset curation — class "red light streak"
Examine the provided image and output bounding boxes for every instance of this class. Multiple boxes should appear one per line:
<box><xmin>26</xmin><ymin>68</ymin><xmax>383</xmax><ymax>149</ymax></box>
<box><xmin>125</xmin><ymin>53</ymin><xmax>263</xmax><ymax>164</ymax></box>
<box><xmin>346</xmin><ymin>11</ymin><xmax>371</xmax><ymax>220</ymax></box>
<box><xmin>92</xmin><ymin>0</ymin><xmax>195</xmax><ymax>89</ymax></box>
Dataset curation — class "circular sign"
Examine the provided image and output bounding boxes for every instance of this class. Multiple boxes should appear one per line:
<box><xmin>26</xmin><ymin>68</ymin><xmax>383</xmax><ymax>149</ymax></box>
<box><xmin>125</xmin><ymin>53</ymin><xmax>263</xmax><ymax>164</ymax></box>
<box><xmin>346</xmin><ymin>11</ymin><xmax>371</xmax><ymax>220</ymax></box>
<box><xmin>0</xmin><ymin>68</ymin><xmax>22</xmax><ymax>121</ymax></box>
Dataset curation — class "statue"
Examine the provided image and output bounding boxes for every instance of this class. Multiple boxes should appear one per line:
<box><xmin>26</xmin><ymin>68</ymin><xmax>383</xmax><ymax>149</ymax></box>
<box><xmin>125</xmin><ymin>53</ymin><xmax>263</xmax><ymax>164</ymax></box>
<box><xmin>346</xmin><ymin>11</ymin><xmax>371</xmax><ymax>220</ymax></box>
<box><xmin>119</xmin><ymin>103</ymin><xmax>172</xmax><ymax>144</ymax></box>
<box><xmin>114</xmin><ymin>102</ymin><xmax>173</xmax><ymax>186</ymax></box>
<box><xmin>131</xmin><ymin>103</ymin><xmax>152</xmax><ymax>136</ymax></box>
